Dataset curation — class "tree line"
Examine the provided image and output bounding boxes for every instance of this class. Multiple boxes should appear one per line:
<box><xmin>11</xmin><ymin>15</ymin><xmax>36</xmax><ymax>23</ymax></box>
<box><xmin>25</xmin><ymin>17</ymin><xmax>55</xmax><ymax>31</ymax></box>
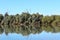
<box><xmin>0</xmin><ymin>12</ymin><xmax>60</xmax><ymax>26</ymax></box>
<box><xmin>0</xmin><ymin>12</ymin><xmax>60</xmax><ymax>35</ymax></box>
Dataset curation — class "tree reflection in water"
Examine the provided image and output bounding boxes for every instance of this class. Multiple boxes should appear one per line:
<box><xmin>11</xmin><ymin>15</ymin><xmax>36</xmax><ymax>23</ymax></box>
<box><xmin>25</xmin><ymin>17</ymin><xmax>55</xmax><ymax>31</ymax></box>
<box><xmin>0</xmin><ymin>25</ymin><xmax>60</xmax><ymax>36</ymax></box>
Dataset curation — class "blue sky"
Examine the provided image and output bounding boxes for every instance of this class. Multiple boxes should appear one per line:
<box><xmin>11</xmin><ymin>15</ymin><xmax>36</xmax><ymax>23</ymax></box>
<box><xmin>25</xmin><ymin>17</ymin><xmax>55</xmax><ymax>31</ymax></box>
<box><xmin>0</xmin><ymin>0</ymin><xmax>60</xmax><ymax>15</ymax></box>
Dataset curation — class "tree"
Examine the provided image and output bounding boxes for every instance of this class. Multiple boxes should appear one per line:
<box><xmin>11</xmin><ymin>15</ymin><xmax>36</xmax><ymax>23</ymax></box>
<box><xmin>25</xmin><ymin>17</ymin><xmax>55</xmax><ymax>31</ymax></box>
<box><xmin>5</xmin><ymin>12</ymin><xmax>9</xmax><ymax>17</ymax></box>
<box><xmin>0</xmin><ymin>14</ymin><xmax>4</xmax><ymax>23</ymax></box>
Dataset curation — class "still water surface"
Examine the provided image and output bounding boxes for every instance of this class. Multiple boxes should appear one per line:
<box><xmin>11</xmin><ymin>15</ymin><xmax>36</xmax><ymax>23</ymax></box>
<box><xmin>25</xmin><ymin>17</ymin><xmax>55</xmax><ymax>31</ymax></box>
<box><xmin>0</xmin><ymin>31</ymin><xmax>60</xmax><ymax>40</ymax></box>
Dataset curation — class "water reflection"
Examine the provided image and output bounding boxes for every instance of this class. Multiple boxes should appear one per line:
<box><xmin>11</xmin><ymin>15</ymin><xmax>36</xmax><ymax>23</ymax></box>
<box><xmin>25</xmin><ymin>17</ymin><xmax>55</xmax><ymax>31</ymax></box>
<box><xmin>0</xmin><ymin>25</ymin><xmax>60</xmax><ymax>36</ymax></box>
<box><xmin>0</xmin><ymin>25</ymin><xmax>60</xmax><ymax>40</ymax></box>
<box><xmin>0</xmin><ymin>31</ymin><xmax>60</xmax><ymax>40</ymax></box>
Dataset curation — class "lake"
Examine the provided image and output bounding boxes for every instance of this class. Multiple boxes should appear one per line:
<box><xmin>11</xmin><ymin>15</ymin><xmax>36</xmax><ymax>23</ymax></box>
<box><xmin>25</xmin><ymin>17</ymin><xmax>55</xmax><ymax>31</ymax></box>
<box><xmin>0</xmin><ymin>31</ymin><xmax>60</xmax><ymax>40</ymax></box>
<box><xmin>0</xmin><ymin>25</ymin><xmax>60</xmax><ymax>40</ymax></box>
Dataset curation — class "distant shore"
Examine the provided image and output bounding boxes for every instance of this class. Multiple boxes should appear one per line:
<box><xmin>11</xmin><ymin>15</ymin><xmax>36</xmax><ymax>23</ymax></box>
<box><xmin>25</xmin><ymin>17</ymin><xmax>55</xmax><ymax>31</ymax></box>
<box><xmin>0</xmin><ymin>12</ymin><xmax>60</xmax><ymax>26</ymax></box>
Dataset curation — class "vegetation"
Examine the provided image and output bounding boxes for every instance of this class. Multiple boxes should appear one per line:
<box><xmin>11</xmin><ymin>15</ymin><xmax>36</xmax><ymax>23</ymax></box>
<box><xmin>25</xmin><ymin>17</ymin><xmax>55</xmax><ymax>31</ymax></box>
<box><xmin>0</xmin><ymin>12</ymin><xmax>60</xmax><ymax>35</ymax></box>
<box><xmin>0</xmin><ymin>12</ymin><xmax>60</xmax><ymax>26</ymax></box>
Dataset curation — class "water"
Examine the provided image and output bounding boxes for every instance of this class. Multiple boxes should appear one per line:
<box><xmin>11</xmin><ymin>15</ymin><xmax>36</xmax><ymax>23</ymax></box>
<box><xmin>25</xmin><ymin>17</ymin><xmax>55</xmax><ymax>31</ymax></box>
<box><xmin>0</xmin><ymin>25</ymin><xmax>60</xmax><ymax>40</ymax></box>
<box><xmin>0</xmin><ymin>31</ymin><xmax>60</xmax><ymax>40</ymax></box>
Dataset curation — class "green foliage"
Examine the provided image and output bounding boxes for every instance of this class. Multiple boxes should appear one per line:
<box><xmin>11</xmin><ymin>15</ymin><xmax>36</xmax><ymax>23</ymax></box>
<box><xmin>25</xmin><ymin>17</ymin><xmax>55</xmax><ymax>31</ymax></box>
<box><xmin>0</xmin><ymin>12</ymin><xmax>59</xmax><ymax>26</ymax></box>
<box><xmin>0</xmin><ymin>12</ymin><xmax>60</xmax><ymax>35</ymax></box>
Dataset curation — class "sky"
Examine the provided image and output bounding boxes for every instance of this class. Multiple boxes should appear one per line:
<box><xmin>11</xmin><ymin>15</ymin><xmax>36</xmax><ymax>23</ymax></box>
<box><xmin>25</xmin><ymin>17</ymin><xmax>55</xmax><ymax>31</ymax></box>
<box><xmin>0</xmin><ymin>0</ymin><xmax>60</xmax><ymax>15</ymax></box>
